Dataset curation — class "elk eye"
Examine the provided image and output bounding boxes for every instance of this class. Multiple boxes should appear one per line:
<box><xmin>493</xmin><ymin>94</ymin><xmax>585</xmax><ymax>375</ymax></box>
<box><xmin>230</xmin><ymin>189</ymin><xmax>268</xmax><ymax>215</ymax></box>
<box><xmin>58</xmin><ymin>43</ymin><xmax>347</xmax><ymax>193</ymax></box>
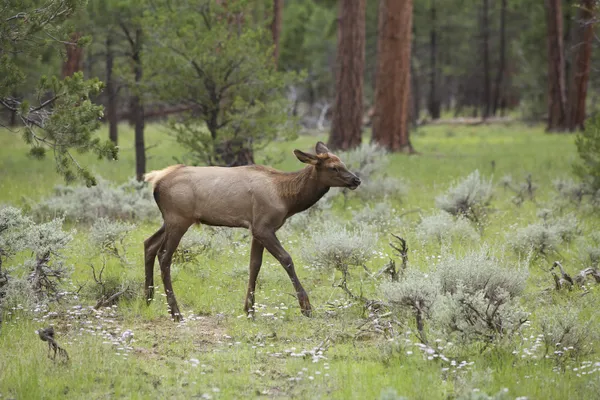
<box><xmin>331</xmin><ymin>167</ymin><xmax>339</xmax><ymax>173</ymax></box>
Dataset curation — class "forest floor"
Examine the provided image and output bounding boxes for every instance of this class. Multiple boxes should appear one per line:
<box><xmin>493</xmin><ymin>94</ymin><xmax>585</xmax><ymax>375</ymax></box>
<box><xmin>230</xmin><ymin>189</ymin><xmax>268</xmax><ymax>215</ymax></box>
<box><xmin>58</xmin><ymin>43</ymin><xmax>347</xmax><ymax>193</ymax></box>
<box><xmin>1</xmin><ymin>122</ymin><xmax>599</xmax><ymax>399</ymax></box>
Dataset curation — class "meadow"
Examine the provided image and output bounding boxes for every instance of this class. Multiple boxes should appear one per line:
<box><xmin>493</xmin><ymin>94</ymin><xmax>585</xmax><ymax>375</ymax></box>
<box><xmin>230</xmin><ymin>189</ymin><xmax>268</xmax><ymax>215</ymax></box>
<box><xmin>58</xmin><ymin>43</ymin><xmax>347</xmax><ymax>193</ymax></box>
<box><xmin>1</xmin><ymin>122</ymin><xmax>599</xmax><ymax>400</ymax></box>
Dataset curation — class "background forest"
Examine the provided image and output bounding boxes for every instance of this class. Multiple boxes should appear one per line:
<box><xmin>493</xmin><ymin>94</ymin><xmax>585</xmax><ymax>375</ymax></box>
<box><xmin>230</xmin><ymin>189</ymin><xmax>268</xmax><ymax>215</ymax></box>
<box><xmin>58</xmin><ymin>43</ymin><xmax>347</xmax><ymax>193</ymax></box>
<box><xmin>2</xmin><ymin>1</ymin><xmax>600</xmax><ymax>399</ymax></box>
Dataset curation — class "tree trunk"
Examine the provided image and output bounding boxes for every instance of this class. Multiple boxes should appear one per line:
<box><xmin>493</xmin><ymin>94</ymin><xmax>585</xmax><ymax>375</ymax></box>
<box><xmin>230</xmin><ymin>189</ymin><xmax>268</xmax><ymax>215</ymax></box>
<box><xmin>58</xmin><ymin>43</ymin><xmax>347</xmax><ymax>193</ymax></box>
<box><xmin>428</xmin><ymin>0</ymin><xmax>441</xmax><ymax>120</ymax></box>
<box><xmin>327</xmin><ymin>0</ymin><xmax>366</xmax><ymax>151</ymax></box>
<box><xmin>567</xmin><ymin>0</ymin><xmax>596</xmax><ymax>131</ymax></box>
<box><xmin>62</xmin><ymin>32</ymin><xmax>83</xmax><ymax>78</ymax></box>
<box><xmin>492</xmin><ymin>0</ymin><xmax>507</xmax><ymax>116</ymax></box>
<box><xmin>411</xmin><ymin>32</ymin><xmax>420</xmax><ymax>126</ymax></box>
<box><xmin>271</xmin><ymin>0</ymin><xmax>283</xmax><ymax>67</ymax></box>
<box><xmin>481</xmin><ymin>0</ymin><xmax>491</xmax><ymax>118</ymax></box>
<box><xmin>372</xmin><ymin>0</ymin><xmax>413</xmax><ymax>153</ymax></box>
<box><xmin>106</xmin><ymin>35</ymin><xmax>118</xmax><ymax>145</ymax></box>
<box><xmin>131</xmin><ymin>28</ymin><xmax>146</xmax><ymax>181</ymax></box>
<box><xmin>545</xmin><ymin>0</ymin><xmax>568</xmax><ymax>131</ymax></box>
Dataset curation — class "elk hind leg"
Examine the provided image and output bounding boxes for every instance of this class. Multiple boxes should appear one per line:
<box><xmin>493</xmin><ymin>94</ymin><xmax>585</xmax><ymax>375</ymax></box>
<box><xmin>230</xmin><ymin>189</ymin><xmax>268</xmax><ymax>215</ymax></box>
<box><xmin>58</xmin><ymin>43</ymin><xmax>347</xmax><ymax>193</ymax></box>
<box><xmin>158</xmin><ymin>221</ymin><xmax>191</xmax><ymax>322</ymax></box>
<box><xmin>144</xmin><ymin>224</ymin><xmax>165</xmax><ymax>304</ymax></box>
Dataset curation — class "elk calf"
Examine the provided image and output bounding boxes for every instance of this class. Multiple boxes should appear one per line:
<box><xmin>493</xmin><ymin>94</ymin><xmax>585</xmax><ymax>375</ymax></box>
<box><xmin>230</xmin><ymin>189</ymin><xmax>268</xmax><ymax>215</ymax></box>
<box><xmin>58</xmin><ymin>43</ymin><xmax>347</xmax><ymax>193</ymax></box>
<box><xmin>144</xmin><ymin>142</ymin><xmax>361</xmax><ymax>321</ymax></box>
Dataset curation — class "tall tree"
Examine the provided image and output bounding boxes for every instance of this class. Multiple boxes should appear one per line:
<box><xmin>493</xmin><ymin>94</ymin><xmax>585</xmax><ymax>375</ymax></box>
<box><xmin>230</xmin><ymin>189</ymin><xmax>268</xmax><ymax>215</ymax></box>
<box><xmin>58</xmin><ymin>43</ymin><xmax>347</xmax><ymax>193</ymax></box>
<box><xmin>105</xmin><ymin>34</ymin><xmax>118</xmax><ymax>144</ymax></box>
<box><xmin>62</xmin><ymin>32</ymin><xmax>83</xmax><ymax>78</ymax></box>
<box><xmin>428</xmin><ymin>0</ymin><xmax>440</xmax><ymax>120</ymax></box>
<box><xmin>493</xmin><ymin>0</ymin><xmax>507</xmax><ymax>116</ymax></box>
<box><xmin>328</xmin><ymin>0</ymin><xmax>366</xmax><ymax>150</ymax></box>
<box><xmin>481</xmin><ymin>0</ymin><xmax>491</xmax><ymax>118</ymax></box>
<box><xmin>567</xmin><ymin>0</ymin><xmax>596</xmax><ymax>131</ymax></box>
<box><xmin>372</xmin><ymin>0</ymin><xmax>414</xmax><ymax>153</ymax></box>
<box><xmin>545</xmin><ymin>0</ymin><xmax>568</xmax><ymax>131</ymax></box>
<box><xmin>120</xmin><ymin>24</ymin><xmax>145</xmax><ymax>181</ymax></box>
<box><xmin>0</xmin><ymin>1</ymin><xmax>117</xmax><ymax>186</ymax></box>
<box><xmin>272</xmin><ymin>0</ymin><xmax>283</xmax><ymax>67</ymax></box>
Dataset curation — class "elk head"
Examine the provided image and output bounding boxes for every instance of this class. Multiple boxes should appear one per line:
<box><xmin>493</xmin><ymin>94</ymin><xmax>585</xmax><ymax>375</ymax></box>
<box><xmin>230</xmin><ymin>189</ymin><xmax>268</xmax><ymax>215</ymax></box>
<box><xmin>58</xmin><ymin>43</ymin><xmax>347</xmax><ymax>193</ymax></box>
<box><xmin>294</xmin><ymin>142</ymin><xmax>362</xmax><ymax>190</ymax></box>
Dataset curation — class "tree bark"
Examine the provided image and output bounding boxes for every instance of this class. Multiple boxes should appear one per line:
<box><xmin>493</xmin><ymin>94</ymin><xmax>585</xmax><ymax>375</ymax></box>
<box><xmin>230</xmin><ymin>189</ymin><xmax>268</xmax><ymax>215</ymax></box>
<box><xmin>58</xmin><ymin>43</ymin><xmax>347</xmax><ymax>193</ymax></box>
<box><xmin>271</xmin><ymin>0</ymin><xmax>283</xmax><ymax>68</ymax></box>
<box><xmin>106</xmin><ymin>35</ymin><xmax>118</xmax><ymax>145</ymax></box>
<box><xmin>131</xmin><ymin>28</ymin><xmax>146</xmax><ymax>181</ymax></box>
<box><xmin>428</xmin><ymin>0</ymin><xmax>441</xmax><ymax>120</ymax></box>
<box><xmin>567</xmin><ymin>0</ymin><xmax>596</xmax><ymax>131</ymax></box>
<box><xmin>481</xmin><ymin>0</ymin><xmax>491</xmax><ymax>118</ymax></box>
<box><xmin>372</xmin><ymin>0</ymin><xmax>414</xmax><ymax>153</ymax></box>
<box><xmin>327</xmin><ymin>0</ymin><xmax>366</xmax><ymax>151</ymax></box>
<box><xmin>62</xmin><ymin>32</ymin><xmax>83</xmax><ymax>78</ymax></box>
<box><xmin>492</xmin><ymin>0</ymin><xmax>507</xmax><ymax>116</ymax></box>
<box><xmin>545</xmin><ymin>0</ymin><xmax>568</xmax><ymax>131</ymax></box>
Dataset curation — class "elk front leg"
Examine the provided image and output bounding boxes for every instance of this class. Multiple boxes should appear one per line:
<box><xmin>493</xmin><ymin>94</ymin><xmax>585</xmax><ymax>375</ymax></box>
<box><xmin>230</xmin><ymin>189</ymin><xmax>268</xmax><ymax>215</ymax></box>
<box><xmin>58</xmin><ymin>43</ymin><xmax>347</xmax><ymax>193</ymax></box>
<box><xmin>144</xmin><ymin>224</ymin><xmax>165</xmax><ymax>304</ymax></box>
<box><xmin>253</xmin><ymin>230</ymin><xmax>312</xmax><ymax>317</ymax></box>
<box><xmin>244</xmin><ymin>237</ymin><xmax>264</xmax><ymax>317</ymax></box>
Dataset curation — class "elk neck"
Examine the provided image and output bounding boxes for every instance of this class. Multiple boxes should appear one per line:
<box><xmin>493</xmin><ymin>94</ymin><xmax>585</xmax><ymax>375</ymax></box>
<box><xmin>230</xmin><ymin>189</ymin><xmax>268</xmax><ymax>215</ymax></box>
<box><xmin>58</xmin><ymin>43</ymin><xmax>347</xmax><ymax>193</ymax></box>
<box><xmin>276</xmin><ymin>165</ymin><xmax>330</xmax><ymax>216</ymax></box>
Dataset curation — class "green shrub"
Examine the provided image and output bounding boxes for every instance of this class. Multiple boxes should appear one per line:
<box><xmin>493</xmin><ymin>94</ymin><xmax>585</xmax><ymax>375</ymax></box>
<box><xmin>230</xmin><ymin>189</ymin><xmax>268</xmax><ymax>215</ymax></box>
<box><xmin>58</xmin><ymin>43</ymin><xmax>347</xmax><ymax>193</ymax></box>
<box><xmin>432</xmin><ymin>247</ymin><xmax>529</xmax><ymax>343</ymax></box>
<box><xmin>435</xmin><ymin>170</ymin><xmax>493</xmax><ymax>224</ymax></box>
<box><xmin>32</xmin><ymin>177</ymin><xmax>159</xmax><ymax>223</ymax></box>
<box><xmin>508</xmin><ymin>210</ymin><xmax>580</xmax><ymax>257</ymax></box>
<box><xmin>574</xmin><ymin>112</ymin><xmax>600</xmax><ymax>191</ymax></box>
<box><xmin>415</xmin><ymin>211</ymin><xmax>480</xmax><ymax>244</ymax></box>
<box><xmin>89</xmin><ymin>217</ymin><xmax>135</xmax><ymax>261</ymax></box>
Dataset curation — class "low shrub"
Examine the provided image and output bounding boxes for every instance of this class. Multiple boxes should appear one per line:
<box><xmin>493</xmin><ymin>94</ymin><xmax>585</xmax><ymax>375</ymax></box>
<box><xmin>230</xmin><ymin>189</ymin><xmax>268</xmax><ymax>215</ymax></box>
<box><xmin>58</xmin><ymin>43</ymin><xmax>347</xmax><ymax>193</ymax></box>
<box><xmin>435</xmin><ymin>170</ymin><xmax>493</xmax><ymax>224</ymax></box>
<box><xmin>415</xmin><ymin>211</ymin><xmax>480</xmax><ymax>244</ymax></box>
<box><xmin>432</xmin><ymin>247</ymin><xmax>529</xmax><ymax>343</ymax></box>
<box><xmin>32</xmin><ymin>177</ymin><xmax>159</xmax><ymax>223</ymax></box>
<box><xmin>302</xmin><ymin>224</ymin><xmax>377</xmax><ymax>298</ymax></box>
<box><xmin>508</xmin><ymin>210</ymin><xmax>580</xmax><ymax>257</ymax></box>
<box><xmin>0</xmin><ymin>207</ymin><xmax>74</xmax><ymax>312</ymax></box>
<box><xmin>89</xmin><ymin>218</ymin><xmax>135</xmax><ymax>262</ymax></box>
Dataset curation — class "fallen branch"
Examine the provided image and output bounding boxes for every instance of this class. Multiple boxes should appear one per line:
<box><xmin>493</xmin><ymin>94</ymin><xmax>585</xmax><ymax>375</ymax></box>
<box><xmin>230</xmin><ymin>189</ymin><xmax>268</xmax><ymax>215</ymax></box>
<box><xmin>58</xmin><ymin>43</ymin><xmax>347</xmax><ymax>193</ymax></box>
<box><xmin>37</xmin><ymin>326</ymin><xmax>69</xmax><ymax>362</ymax></box>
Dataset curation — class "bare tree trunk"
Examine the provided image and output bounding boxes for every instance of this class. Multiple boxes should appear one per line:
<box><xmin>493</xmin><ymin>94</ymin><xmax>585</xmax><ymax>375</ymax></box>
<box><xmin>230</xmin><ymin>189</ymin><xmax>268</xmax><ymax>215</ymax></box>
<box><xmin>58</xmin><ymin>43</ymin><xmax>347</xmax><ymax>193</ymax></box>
<box><xmin>545</xmin><ymin>0</ymin><xmax>568</xmax><ymax>131</ymax></box>
<box><xmin>271</xmin><ymin>0</ymin><xmax>283</xmax><ymax>67</ymax></box>
<box><xmin>567</xmin><ymin>0</ymin><xmax>596</xmax><ymax>131</ymax></box>
<box><xmin>492</xmin><ymin>0</ymin><xmax>507</xmax><ymax>116</ymax></box>
<box><xmin>106</xmin><ymin>35</ymin><xmax>118</xmax><ymax>145</ymax></box>
<box><xmin>372</xmin><ymin>0</ymin><xmax>414</xmax><ymax>153</ymax></box>
<box><xmin>428</xmin><ymin>0</ymin><xmax>440</xmax><ymax>120</ymax></box>
<box><xmin>131</xmin><ymin>28</ymin><xmax>145</xmax><ymax>181</ymax></box>
<box><xmin>411</xmin><ymin>31</ymin><xmax>420</xmax><ymax>126</ymax></box>
<box><xmin>62</xmin><ymin>32</ymin><xmax>83</xmax><ymax>78</ymax></box>
<box><xmin>481</xmin><ymin>0</ymin><xmax>491</xmax><ymax>118</ymax></box>
<box><xmin>328</xmin><ymin>0</ymin><xmax>366</xmax><ymax>151</ymax></box>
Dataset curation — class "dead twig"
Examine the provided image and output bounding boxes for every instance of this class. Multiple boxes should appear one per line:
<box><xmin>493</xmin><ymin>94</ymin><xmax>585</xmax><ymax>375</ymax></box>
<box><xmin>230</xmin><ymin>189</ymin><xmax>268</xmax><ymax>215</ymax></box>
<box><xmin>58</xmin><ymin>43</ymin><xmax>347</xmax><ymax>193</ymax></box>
<box><xmin>37</xmin><ymin>326</ymin><xmax>69</xmax><ymax>362</ymax></box>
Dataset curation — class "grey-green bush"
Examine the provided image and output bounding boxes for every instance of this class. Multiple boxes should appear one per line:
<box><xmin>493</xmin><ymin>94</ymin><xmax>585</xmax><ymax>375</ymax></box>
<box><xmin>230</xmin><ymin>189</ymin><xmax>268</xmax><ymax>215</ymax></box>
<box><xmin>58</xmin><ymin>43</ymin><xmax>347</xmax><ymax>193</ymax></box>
<box><xmin>353</xmin><ymin>202</ymin><xmax>400</xmax><ymax>229</ymax></box>
<box><xmin>435</xmin><ymin>170</ymin><xmax>493</xmax><ymax>223</ymax></box>
<box><xmin>33</xmin><ymin>177</ymin><xmax>159</xmax><ymax>223</ymax></box>
<box><xmin>415</xmin><ymin>211</ymin><xmax>480</xmax><ymax>244</ymax></box>
<box><xmin>508</xmin><ymin>211</ymin><xmax>580</xmax><ymax>257</ymax></box>
<box><xmin>433</xmin><ymin>247</ymin><xmax>529</xmax><ymax>343</ymax></box>
<box><xmin>89</xmin><ymin>217</ymin><xmax>135</xmax><ymax>261</ymax></box>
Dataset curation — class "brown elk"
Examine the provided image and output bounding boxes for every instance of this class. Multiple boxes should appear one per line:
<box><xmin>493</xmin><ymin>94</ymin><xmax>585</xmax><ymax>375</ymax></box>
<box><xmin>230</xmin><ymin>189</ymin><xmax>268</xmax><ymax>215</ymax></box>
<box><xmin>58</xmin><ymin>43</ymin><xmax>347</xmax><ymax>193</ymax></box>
<box><xmin>143</xmin><ymin>141</ymin><xmax>361</xmax><ymax>321</ymax></box>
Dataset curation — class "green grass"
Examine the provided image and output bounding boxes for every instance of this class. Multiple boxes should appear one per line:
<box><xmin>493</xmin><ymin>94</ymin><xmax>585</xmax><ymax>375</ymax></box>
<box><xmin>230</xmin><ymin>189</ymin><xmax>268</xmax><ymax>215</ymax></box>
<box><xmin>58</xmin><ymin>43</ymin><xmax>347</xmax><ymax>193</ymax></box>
<box><xmin>1</xmin><ymin>122</ymin><xmax>600</xmax><ymax>399</ymax></box>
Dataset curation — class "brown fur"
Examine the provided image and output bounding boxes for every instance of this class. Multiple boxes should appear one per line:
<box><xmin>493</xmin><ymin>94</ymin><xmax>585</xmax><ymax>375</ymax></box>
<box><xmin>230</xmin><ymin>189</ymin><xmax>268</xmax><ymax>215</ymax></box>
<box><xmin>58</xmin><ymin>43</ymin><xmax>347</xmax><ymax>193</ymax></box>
<box><xmin>143</xmin><ymin>142</ymin><xmax>361</xmax><ymax>321</ymax></box>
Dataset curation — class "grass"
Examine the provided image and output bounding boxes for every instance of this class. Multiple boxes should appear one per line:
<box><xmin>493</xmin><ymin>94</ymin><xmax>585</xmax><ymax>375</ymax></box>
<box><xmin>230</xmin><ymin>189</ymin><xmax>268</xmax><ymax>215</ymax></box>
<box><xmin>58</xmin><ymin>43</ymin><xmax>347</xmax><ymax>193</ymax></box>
<box><xmin>1</xmin><ymin>122</ymin><xmax>600</xmax><ymax>399</ymax></box>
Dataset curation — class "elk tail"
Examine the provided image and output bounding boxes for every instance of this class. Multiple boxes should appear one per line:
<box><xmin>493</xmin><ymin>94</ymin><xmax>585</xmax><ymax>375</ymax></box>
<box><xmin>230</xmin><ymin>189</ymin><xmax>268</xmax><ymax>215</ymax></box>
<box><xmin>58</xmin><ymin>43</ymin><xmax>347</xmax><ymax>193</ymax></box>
<box><xmin>143</xmin><ymin>164</ymin><xmax>184</xmax><ymax>190</ymax></box>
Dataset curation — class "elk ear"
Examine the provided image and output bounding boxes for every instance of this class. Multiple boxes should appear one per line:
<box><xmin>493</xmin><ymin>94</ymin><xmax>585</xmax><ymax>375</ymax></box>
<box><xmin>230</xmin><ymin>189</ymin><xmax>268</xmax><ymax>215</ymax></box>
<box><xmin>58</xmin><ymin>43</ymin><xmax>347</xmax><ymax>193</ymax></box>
<box><xmin>315</xmin><ymin>141</ymin><xmax>330</xmax><ymax>155</ymax></box>
<box><xmin>294</xmin><ymin>149</ymin><xmax>319</xmax><ymax>165</ymax></box>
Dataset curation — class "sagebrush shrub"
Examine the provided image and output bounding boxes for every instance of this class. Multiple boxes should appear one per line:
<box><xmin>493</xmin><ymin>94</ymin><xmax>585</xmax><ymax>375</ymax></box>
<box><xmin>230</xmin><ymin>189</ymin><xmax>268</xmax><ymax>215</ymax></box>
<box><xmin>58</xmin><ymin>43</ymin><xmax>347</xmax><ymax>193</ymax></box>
<box><xmin>381</xmin><ymin>269</ymin><xmax>439</xmax><ymax>342</ymax></box>
<box><xmin>302</xmin><ymin>224</ymin><xmax>377</xmax><ymax>271</ymax></box>
<box><xmin>173</xmin><ymin>227</ymin><xmax>233</xmax><ymax>264</ymax></box>
<box><xmin>89</xmin><ymin>218</ymin><xmax>135</xmax><ymax>261</ymax></box>
<box><xmin>338</xmin><ymin>143</ymin><xmax>408</xmax><ymax>202</ymax></box>
<box><xmin>579</xmin><ymin>232</ymin><xmax>600</xmax><ymax>267</ymax></box>
<box><xmin>302</xmin><ymin>224</ymin><xmax>376</xmax><ymax>298</ymax></box>
<box><xmin>432</xmin><ymin>247</ymin><xmax>529</xmax><ymax>343</ymax></box>
<box><xmin>415</xmin><ymin>211</ymin><xmax>480</xmax><ymax>243</ymax></box>
<box><xmin>0</xmin><ymin>207</ymin><xmax>74</xmax><ymax>311</ymax></box>
<box><xmin>353</xmin><ymin>202</ymin><xmax>399</xmax><ymax>228</ymax></box>
<box><xmin>538</xmin><ymin>304</ymin><xmax>597</xmax><ymax>361</ymax></box>
<box><xmin>435</xmin><ymin>170</ymin><xmax>493</xmax><ymax>223</ymax></box>
<box><xmin>32</xmin><ymin>177</ymin><xmax>159</xmax><ymax>223</ymax></box>
<box><xmin>508</xmin><ymin>211</ymin><xmax>580</xmax><ymax>257</ymax></box>
<box><xmin>574</xmin><ymin>112</ymin><xmax>600</xmax><ymax>191</ymax></box>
